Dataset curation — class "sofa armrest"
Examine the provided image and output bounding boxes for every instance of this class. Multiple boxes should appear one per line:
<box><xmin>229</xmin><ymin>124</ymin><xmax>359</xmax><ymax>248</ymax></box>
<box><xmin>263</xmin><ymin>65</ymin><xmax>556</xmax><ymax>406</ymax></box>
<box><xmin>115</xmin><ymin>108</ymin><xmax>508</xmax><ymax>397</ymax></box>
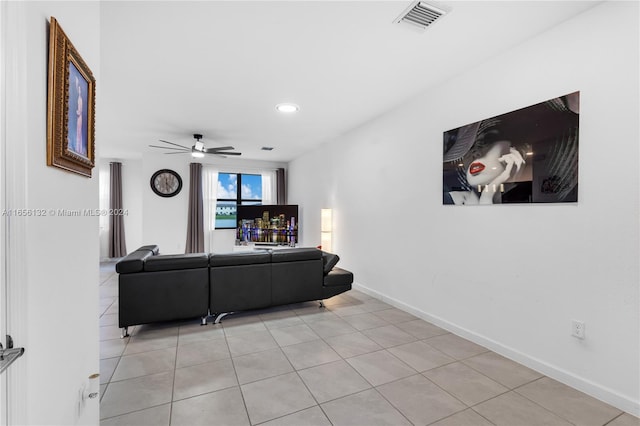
<box><xmin>116</xmin><ymin>250</ymin><xmax>154</xmax><ymax>274</ymax></box>
<box><xmin>321</xmin><ymin>251</ymin><xmax>340</xmax><ymax>274</ymax></box>
<box><xmin>137</xmin><ymin>245</ymin><xmax>160</xmax><ymax>255</ymax></box>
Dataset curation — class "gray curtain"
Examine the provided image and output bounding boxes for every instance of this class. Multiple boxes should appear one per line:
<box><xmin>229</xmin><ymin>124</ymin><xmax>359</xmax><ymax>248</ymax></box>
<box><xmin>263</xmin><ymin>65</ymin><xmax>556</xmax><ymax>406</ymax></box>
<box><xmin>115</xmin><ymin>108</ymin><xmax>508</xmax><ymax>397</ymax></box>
<box><xmin>185</xmin><ymin>162</ymin><xmax>204</xmax><ymax>253</ymax></box>
<box><xmin>276</xmin><ymin>167</ymin><xmax>286</xmax><ymax>204</ymax></box>
<box><xmin>108</xmin><ymin>162</ymin><xmax>127</xmax><ymax>258</ymax></box>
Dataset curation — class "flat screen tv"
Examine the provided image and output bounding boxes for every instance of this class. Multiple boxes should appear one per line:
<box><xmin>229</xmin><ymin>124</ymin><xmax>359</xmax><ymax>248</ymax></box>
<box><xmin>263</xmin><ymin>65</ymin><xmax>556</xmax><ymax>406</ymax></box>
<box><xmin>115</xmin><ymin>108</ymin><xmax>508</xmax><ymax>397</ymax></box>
<box><xmin>236</xmin><ymin>204</ymin><xmax>299</xmax><ymax>245</ymax></box>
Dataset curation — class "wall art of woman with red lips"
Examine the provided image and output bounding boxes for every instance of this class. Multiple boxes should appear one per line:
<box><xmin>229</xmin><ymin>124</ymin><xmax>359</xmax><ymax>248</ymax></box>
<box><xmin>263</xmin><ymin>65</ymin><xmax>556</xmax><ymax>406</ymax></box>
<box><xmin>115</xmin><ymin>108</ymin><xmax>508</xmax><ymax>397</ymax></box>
<box><xmin>443</xmin><ymin>92</ymin><xmax>579</xmax><ymax>205</ymax></box>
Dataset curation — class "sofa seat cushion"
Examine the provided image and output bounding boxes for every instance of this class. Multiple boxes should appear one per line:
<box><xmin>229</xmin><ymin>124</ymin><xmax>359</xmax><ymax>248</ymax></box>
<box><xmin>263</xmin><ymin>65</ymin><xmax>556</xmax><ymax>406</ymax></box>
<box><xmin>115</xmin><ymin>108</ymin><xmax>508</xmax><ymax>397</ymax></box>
<box><xmin>116</xmin><ymin>250</ymin><xmax>154</xmax><ymax>274</ymax></box>
<box><xmin>210</xmin><ymin>251</ymin><xmax>271</xmax><ymax>267</ymax></box>
<box><xmin>144</xmin><ymin>253</ymin><xmax>209</xmax><ymax>272</ymax></box>
<box><xmin>323</xmin><ymin>267</ymin><xmax>354</xmax><ymax>287</ymax></box>
<box><xmin>271</xmin><ymin>247</ymin><xmax>321</xmax><ymax>263</ymax></box>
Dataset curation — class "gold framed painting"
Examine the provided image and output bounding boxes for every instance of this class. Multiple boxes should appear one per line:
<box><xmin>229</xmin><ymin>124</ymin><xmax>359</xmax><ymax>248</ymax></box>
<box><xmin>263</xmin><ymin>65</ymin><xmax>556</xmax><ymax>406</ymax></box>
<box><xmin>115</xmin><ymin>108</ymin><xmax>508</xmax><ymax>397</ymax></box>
<box><xmin>47</xmin><ymin>17</ymin><xmax>96</xmax><ymax>177</ymax></box>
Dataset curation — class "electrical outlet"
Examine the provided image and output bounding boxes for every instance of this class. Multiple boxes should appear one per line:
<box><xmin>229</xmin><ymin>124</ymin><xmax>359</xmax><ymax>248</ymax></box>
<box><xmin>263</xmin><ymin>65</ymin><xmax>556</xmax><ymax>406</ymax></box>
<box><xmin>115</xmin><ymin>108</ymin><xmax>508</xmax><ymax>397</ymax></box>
<box><xmin>571</xmin><ymin>319</ymin><xmax>585</xmax><ymax>339</ymax></box>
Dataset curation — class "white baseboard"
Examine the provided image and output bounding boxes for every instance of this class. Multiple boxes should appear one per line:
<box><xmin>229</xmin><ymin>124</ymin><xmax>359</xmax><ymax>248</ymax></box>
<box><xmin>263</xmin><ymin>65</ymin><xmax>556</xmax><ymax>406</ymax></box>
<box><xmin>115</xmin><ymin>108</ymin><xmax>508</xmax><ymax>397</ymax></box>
<box><xmin>353</xmin><ymin>282</ymin><xmax>640</xmax><ymax>417</ymax></box>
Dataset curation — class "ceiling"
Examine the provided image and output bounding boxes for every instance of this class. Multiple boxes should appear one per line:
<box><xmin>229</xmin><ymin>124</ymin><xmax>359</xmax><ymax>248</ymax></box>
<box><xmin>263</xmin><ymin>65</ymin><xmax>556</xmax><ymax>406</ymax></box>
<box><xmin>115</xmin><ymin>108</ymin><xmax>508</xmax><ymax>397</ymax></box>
<box><xmin>99</xmin><ymin>0</ymin><xmax>599</xmax><ymax>162</ymax></box>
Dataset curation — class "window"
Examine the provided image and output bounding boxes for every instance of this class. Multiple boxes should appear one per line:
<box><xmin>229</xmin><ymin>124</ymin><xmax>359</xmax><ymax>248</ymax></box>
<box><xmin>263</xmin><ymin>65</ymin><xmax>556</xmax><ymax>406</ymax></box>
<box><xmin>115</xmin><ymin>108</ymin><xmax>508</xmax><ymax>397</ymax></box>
<box><xmin>215</xmin><ymin>173</ymin><xmax>262</xmax><ymax>229</ymax></box>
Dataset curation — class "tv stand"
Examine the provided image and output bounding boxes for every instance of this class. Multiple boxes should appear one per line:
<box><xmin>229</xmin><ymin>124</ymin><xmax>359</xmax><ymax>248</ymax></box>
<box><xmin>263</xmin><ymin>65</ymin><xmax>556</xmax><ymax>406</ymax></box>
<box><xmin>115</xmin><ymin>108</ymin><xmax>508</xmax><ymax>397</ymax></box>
<box><xmin>232</xmin><ymin>243</ymin><xmax>298</xmax><ymax>252</ymax></box>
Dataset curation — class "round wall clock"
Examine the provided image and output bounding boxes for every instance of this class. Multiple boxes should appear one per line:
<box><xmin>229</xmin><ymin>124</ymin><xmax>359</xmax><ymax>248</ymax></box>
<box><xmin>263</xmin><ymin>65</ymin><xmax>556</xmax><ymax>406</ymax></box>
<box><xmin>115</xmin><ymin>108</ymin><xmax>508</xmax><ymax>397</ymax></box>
<box><xmin>150</xmin><ymin>169</ymin><xmax>182</xmax><ymax>197</ymax></box>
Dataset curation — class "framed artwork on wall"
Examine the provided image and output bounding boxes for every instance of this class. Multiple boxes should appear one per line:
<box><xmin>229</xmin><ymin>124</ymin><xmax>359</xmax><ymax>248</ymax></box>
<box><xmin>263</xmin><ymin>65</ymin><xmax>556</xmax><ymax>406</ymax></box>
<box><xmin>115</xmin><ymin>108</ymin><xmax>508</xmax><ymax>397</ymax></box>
<box><xmin>47</xmin><ymin>17</ymin><xmax>96</xmax><ymax>177</ymax></box>
<box><xmin>443</xmin><ymin>91</ymin><xmax>579</xmax><ymax>205</ymax></box>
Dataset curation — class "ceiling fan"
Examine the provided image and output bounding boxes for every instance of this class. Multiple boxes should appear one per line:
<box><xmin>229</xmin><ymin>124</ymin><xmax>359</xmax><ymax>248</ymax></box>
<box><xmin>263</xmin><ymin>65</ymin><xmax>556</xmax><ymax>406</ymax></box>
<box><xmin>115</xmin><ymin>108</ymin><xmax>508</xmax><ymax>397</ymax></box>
<box><xmin>149</xmin><ymin>133</ymin><xmax>241</xmax><ymax>158</ymax></box>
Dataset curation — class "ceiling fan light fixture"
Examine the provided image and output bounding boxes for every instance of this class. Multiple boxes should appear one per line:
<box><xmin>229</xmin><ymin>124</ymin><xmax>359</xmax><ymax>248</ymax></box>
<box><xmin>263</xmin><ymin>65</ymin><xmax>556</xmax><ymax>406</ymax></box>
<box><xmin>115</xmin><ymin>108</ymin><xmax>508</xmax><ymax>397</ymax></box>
<box><xmin>276</xmin><ymin>103</ymin><xmax>299</xmax><ymax>113</ymax></box>
<box><xmin>152</xmin><ymin>133</ymin><xmax>242</xmax><ymax>158</ymax></box>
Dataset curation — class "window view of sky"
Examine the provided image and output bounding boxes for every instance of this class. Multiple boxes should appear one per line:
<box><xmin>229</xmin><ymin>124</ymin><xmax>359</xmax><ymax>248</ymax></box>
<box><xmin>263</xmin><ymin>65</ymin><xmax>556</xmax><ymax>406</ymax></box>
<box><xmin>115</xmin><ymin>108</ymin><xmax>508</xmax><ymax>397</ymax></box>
<box><xmin>217</xmin><ymin>173</ymin><xmax>261</xmax><ymax>200</ymax></box>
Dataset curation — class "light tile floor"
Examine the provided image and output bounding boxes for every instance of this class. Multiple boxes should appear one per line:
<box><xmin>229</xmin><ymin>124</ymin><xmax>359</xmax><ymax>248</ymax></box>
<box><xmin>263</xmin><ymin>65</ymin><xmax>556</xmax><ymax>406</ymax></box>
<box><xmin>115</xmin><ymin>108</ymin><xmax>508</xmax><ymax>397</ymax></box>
<box><xmin>99</xmin><ymin>262</ymin><xmax>639</xmax><ymax>426</ymax></box>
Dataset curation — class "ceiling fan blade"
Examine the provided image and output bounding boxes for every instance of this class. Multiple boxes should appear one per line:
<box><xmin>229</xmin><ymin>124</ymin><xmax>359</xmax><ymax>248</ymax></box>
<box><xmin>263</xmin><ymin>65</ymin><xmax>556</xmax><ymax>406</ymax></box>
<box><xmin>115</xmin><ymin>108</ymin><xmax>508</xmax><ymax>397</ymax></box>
<box><xmin>158</xmin><ymin>139</ymin><xmax>191</xmax><ymax>149</ymax></box>
<box><xmin>149</xmin><ymin>144</ymin><xmax>189</xmax><ymax>151</ymax></box>
<box><xmin>164</xmin><ymin>151</ymin><xmax>190</xmax><ymax>155</ymax></box>
<box><xmin>211</xmin><ymin>151</ymin><xmax>241</xmax><ymax>156</ymax></box>
<box><xmin>204</xmin><ymin>146</ymin><xmax>235</xmax><ymax>153</ymax></box>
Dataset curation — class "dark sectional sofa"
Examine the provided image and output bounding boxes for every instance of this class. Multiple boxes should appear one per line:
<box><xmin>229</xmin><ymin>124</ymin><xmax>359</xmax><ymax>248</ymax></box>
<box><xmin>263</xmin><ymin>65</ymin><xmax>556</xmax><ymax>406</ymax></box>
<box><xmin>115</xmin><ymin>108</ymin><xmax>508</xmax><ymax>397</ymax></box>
<box><xmin>115</xmin><ymin>245</ymin><xmax>353</xmax><ymax>337</ymax></box>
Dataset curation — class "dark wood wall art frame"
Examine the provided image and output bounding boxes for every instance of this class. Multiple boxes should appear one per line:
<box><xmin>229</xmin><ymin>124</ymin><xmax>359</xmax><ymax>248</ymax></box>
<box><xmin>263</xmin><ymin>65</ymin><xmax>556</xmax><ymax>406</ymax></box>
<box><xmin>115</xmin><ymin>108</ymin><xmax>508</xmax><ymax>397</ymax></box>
<box><xmin>47</xmin><ymin>17</ymin><xmax>96</xmax><ymax>177</ymax></box>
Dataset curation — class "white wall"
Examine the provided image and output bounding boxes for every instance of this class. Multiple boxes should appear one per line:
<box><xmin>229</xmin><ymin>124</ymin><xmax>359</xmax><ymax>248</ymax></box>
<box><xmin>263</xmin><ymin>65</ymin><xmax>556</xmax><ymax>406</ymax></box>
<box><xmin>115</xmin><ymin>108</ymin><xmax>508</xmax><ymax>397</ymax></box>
<box><xmin>289</xmin><ymin>1</ymin><xmax>639</xmax><ymax>415</ymax></box>
<box><xmin>142</xmin><ymin>154</ymin><xmax>192</xmax><ymax>254</ymax></box>
<box><xmin>98</xmin><ymin>154</ymin><xmax>189</xmax><ymax>257</ymax></box>
<box><xmin>4</xmin><ymin>2</ymin><xmax>101</xmax><ymax>425</ymax></box>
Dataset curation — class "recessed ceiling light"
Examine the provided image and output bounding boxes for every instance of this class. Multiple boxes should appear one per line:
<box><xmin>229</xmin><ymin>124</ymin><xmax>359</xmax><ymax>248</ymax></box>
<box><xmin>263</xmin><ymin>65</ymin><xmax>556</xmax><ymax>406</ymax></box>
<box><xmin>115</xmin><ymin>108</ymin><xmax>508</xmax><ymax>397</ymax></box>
<box><xmin>276</xmin><ymin>103</ymin><xmax>299</xmax><ymax>113</ymax></box>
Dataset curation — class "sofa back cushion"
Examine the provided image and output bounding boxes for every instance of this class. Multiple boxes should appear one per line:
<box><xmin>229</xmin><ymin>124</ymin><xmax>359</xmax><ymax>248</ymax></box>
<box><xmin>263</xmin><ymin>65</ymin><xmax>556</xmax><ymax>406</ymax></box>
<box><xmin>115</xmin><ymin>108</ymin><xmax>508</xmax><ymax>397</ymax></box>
<box><xmin>271</xmin><ymin>247</ymin><xmax>321</xmax><ymax>263</ymax></box>
<box><xmin>210</xmin><ymin>251</ymin><xmax>271</xmax><ymax>267</ymax></box>
<box><xmin>144</xmin><ymin>253</ymin><xmax>209</xmax><ymax>272</ymax></box>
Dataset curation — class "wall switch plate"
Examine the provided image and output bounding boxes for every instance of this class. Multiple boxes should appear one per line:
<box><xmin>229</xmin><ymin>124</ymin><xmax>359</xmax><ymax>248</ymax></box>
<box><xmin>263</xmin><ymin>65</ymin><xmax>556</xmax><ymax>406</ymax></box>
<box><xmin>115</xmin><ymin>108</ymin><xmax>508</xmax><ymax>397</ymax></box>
<box><xmin>571</xmin><ymin>319</ymin><xmax>585</xmax><ymax>339</ymax></box>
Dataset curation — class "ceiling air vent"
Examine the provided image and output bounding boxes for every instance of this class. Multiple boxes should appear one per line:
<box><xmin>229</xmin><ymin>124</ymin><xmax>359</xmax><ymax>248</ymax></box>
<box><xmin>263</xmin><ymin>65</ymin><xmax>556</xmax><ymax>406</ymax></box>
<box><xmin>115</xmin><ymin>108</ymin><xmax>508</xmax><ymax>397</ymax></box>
<box><xmin>395</xmin><ymin>1</ymin><xmax>447</xmax><ymax>31</ymax></box>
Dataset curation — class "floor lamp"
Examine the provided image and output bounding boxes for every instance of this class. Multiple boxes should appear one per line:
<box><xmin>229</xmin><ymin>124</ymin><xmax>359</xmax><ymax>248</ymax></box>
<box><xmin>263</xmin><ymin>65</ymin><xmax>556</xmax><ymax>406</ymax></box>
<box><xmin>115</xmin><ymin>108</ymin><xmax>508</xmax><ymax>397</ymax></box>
<box><xmin>321</xmin><ymin>208</ymin><xmax>333</xmax><ymax>253</ymax></box>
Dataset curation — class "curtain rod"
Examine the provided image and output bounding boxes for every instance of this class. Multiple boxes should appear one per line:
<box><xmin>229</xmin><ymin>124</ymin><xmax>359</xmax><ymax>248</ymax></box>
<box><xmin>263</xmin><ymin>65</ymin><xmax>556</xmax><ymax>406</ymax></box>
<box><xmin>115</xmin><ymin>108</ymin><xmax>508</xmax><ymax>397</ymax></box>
<box><xmin>201</xmin><ymin>164</ymin><xmax>284</xmax><ymax>173</ymax></box>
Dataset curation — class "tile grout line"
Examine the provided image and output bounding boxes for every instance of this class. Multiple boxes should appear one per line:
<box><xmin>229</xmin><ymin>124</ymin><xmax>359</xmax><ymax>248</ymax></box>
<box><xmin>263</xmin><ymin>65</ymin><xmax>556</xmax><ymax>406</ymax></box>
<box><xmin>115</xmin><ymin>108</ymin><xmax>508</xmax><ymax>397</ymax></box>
<box><xmin>223</xmin><ymin>323</ymin><xmax>253</xmax><ymax>425</ymax></box>
<box><xmin>167</xmin><ymin>324</ymin><xmax>183</xmax><ymax>425</ymax></box>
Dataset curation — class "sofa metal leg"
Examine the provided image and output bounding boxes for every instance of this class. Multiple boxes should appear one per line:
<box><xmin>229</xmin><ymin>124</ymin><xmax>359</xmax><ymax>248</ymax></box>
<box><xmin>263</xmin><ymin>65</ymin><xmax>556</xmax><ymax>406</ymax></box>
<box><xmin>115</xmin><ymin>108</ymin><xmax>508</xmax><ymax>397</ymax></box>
<box><xmin>121</xmin><ymin>327</ymin><xmax>129</xmax><ymax>338</ymax></box>
<box><xmin>318</xmin><ymin>300</ymin><xmax>325</xmax><ymax>308</ymax></box>
<box><xmin>214</xmin><ymin>312</ymin><xmax>231</xmax><ymax>324</ymax></box>
<box><xmin>201</xmin><ymin>316</ymin><xmax>208</xmax><ymax>326</ymax></box>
